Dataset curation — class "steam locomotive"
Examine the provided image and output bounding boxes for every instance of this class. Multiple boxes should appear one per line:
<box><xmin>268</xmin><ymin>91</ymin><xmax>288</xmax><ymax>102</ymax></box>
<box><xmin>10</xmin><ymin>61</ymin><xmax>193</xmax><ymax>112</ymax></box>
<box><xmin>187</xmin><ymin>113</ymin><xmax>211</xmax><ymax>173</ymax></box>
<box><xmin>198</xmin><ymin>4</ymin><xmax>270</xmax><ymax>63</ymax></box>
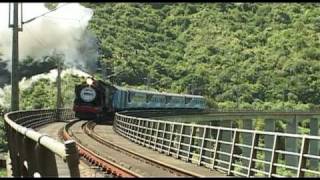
<box><xmin>73</xmin><ymin>77</ymin><xmax>206</xmax><ymax>120</ymax></box>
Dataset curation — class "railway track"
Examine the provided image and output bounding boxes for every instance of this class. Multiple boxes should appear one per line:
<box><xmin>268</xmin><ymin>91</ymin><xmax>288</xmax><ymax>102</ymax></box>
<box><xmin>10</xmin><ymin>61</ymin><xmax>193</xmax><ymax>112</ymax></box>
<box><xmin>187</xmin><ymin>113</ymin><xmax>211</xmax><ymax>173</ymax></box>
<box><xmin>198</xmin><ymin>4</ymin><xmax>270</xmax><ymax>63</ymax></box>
<box><xmin>83</xmin><ymin>121</ymin><xmax>203</xmax><ymax>177</ymax></box>
<box><xmin>62</xmin><ymin>119</ymin><xmax>200</xmax><ymax>177</ymax></box>
<box><xmin>36</xmin><ymin>122</ymin><xmax>107</xmax><ymax>177</ymax></box>
<box><xmin>60</xmin><ymin>120</ymin><xmax>138</xmax><ymax>177</ymax></box>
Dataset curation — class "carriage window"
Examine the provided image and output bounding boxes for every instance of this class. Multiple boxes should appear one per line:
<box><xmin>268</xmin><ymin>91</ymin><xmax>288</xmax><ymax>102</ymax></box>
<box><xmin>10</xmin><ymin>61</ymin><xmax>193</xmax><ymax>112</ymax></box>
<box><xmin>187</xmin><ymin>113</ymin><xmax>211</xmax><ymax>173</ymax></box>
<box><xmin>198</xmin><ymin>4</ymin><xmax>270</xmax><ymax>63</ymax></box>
<box><xmin>128</xmin><ymin>91</ymin><xmax>133</xmax><ymax>103</ymax></box>
<box><xmin>185</xmin><ymin>97</ymin><xmax>192</xmax><ymax>104</ymax></box>
<box><xmin>146</xmin><ymin>94</ymin><xmax>153</xmax><ymax>103</ymax></box>
<box><xmin>165</xmin><ymin>96</ymin><xmax>171</xmax><ymax>104</ymax></box>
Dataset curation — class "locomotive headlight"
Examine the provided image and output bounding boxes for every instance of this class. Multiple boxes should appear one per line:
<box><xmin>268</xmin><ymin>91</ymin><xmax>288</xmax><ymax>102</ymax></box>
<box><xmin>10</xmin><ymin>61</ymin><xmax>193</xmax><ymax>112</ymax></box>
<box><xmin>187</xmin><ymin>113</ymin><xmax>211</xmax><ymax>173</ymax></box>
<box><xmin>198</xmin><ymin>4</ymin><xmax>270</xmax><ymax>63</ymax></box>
<box><xmin>80</xmin><ymin>87</ymin><xmax>96</xmax><ymax>102</ymax></box>
<box><xmin>86</xmin><ymin>78</ymin><xmax>94</xmax><ymax>86</ymax></box>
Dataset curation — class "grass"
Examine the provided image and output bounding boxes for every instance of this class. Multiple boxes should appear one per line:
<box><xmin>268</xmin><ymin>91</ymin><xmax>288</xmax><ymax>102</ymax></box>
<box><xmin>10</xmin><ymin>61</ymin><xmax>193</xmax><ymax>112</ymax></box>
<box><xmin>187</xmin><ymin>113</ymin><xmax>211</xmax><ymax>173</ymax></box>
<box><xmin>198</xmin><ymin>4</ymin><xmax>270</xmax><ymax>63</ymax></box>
<box><xmin>0</xmin><ymin>168</ymin><xmax>7</xmax><ymax>177</ymax></box>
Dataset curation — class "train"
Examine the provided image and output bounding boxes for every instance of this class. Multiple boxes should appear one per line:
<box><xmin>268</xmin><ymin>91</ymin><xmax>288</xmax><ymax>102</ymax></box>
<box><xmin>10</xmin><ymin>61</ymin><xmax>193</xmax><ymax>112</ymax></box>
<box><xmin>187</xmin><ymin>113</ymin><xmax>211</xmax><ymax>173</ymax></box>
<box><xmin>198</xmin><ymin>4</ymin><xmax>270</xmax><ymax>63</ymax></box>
<box><xmin>73</xmin><ymin>77</ymin><xmax>206</xmax><ymax>120</ymax></box>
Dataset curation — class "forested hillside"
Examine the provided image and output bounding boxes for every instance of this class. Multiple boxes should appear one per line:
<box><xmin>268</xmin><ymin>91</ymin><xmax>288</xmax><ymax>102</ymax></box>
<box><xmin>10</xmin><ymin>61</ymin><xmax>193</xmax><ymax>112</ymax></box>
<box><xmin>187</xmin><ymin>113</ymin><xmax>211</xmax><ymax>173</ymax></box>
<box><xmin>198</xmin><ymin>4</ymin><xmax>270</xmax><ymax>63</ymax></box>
<box><xmin>83</xmin><ymin>3</ymin><xmax>320</xmax><ymax>110</ymax></box>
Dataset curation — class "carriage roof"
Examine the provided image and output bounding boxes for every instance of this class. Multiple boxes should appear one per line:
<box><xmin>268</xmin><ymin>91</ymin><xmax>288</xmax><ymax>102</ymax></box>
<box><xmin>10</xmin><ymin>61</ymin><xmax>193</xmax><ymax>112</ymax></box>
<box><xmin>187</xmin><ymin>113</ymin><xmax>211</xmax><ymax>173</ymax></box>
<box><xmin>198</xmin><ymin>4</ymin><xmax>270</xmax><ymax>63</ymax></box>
<box><xmin>114</xmin><ymin>86</ymin><xmax>204</xmax><ymax>99</ymax></box>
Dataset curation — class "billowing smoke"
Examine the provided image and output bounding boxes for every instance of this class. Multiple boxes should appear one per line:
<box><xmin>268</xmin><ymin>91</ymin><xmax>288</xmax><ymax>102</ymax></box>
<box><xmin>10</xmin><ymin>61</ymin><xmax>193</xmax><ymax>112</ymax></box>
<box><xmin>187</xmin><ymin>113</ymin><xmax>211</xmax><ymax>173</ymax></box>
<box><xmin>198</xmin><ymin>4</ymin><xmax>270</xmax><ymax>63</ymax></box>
<box><xmin>18</xmin><ymin>68</ymin><xmax>91</xmax><ymax>90</ymax></box>
<box><xmin>0</xmin><ymin>3</ymin><xmax>98</xmax><ymax>73</ymax></box>
<box><xmin>0</xmin><ymin>68</ymin><xmax>91</xmax><ymax>108</ymax></box>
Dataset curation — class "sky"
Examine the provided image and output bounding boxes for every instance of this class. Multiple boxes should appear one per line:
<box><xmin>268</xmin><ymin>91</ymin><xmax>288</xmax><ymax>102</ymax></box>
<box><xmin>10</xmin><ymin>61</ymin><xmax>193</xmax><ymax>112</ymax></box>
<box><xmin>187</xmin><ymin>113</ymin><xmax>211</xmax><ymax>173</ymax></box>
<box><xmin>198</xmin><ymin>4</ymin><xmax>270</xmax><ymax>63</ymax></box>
<box><xmin>0</xmin><ymin>3</ymin><xmax>94</xmax><ymax>62</ymax></box>
<box><xmin>0</xmin><ymin>3</ymin><xmax>97</xmax><ymax>107</ymax></box>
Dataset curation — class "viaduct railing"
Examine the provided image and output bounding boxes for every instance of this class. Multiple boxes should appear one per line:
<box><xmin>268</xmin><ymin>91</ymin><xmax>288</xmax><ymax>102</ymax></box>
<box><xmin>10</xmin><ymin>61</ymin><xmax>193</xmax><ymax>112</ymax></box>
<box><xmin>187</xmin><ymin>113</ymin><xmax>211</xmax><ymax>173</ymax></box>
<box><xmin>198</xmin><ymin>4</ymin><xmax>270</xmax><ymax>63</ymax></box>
<box><xmin>114</xmin><ymin>112</ymin><xmax>320</xmax><ymax>177</ymax></box>
<box><xmin>4</xmin><ymin>109</ymin><xmax>80</xmax><ymax>177</ymax></box>
<box><xmin>4</xmin><ymin>108</ymin><xmax>320</xmax><ymax>177</ymax></box>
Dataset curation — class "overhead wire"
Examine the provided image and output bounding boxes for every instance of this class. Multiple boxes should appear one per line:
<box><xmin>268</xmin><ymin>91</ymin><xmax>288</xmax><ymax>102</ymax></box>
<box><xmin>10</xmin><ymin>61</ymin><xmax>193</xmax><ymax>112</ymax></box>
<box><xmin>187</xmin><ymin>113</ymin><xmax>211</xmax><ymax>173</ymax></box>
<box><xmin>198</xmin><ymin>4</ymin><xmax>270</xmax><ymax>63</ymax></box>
<box><xmin>21</xmin><ymin>3</ymin><xmax>86</xmax><ymax>49</ymax></box>
<box><xmin>22</xmin><ymin>3</ymin><xmax>69</xmax><ymax>24</ymax></box>
<box><xmin>20</xmin><ymin>2</ymin><xmax>92</xmax><ymax>74</ymax></box>
<box><xmin>42</xmin><ymin>16</ymin><xmax>81</xmax><ymax>22</ymax></box>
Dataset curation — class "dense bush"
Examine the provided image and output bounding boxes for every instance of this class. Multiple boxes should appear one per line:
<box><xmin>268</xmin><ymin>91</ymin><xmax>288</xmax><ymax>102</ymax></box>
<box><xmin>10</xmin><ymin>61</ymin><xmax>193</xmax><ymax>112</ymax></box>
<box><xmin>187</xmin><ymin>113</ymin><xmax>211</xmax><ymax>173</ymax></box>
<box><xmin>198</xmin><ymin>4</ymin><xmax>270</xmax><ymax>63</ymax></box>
<box><xmin>82</xmin><ymin>3</ymin><xmax>320</xmax><ymax>110</ymax></box>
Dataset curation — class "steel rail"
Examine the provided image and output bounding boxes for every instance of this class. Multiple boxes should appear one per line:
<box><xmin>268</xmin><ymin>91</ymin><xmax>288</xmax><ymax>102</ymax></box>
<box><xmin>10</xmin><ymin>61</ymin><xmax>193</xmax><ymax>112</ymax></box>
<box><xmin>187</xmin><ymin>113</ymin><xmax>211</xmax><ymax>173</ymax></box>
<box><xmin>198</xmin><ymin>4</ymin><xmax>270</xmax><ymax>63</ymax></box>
<box><xmin>61</xmin><ymin>119</ymin><xmax>139</xmax><ymax>178</ymax></box>
<box><xmin>84</xmin><ymin>121</ymin><xmax>201</xmax><ymax>177</ymax></box>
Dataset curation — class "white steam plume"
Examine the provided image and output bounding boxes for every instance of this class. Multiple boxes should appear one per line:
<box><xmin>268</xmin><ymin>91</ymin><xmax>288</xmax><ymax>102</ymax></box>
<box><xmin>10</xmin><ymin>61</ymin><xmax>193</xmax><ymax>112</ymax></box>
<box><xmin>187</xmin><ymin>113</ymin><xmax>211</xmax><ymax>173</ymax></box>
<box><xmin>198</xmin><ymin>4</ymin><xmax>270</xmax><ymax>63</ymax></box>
<box><xmin>0</xmin><ymin>68</ymin><xmax>91</xmax><ymax>108</ymax></box>
<box><xmin>0</xmin><ymin>3</ymin><xmax>98</xmax><ymax>73</ymax></box>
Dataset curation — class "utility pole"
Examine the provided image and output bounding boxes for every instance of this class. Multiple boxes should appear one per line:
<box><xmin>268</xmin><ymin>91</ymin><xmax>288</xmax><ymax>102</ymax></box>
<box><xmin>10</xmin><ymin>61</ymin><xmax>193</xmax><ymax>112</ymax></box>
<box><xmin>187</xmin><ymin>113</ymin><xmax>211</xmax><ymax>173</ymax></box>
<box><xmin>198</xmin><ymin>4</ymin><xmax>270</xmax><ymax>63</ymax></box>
<box><xmin>9</xmin><ymin>3</ymin><xmax>23</xmax><ymax>111</ymax></box>
<box><xmin>56</xmin><ymin>59</ymin><xmax>62</xmax><ymax>109</ymax></box>
<box><xmin>56</xmin><ymin>60</ymin><xmax>62</xmax><ymax>120</ymax></box>
<box><xmin>55</xmin><ymin>52</ymin><xmax>63</xmax><ymax>121</ymax></box>
<box><xmin>55</xmin><ymin>52</ymin><xmax>63</xmax><ymax>110</ymax></box>
<box><xmin>8</xmin><ymin>3</ymin><xmax>65</xmax><ymax>111</ymax></box>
